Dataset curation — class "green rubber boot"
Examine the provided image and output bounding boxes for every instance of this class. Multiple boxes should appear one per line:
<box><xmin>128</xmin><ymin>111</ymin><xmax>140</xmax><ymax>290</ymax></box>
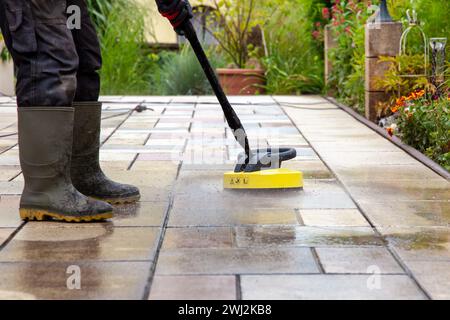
<box><xmin>18</xmin><ymin>107</ymin><xmax>113</xmax><ymax>222</ymax></box>
<box><xmin>71</xmin><ymin>102</ymin><xmax>140</xmax><ymax>204</ymax></box>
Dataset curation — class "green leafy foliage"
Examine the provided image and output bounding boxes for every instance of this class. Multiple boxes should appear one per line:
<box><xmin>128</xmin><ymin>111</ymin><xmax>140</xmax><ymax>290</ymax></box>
<box><xmin>151</xmin><ymin>46</ymin><xmax>225</xmax><ymax>95</ymax></box>
<box><xmin>261</xmin><ymin>0</ymin><xmax>325</xmax><ymax>94</ymax></box>
<box><xmin>197</xmin><ymin>0</ymin><xmax>260</xmax><ymax>69</ymax></box>
<box><xmin>395</xmin><ymin>97</ymin><xmax>450</xmax><ymax>170</ymax></box>
<box><xmin>375</xmin><ymin>54</ymin><xmax>429</xmax><ymax>114</ymax></box>
<box><xmin>326</xmin><ymin>0</ymin><xmax>374</xmax><ymax>114</ymax></box>
<box><xmin>98</xmin><ymin>2</ymin><xmax>152</xmax><ymax>95</ymax></box>
<box><xmin>0</xmin><ymin>33</ymin><xmax>10</xmax><ymax>62</ymax></box>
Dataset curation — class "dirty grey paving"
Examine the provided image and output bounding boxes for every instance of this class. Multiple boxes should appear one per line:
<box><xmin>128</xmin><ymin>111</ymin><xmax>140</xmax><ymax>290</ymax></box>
<box><xmin>0</xmin><ymin>96</ymin><xmax>448</xmax><ymax>299</ymax></box>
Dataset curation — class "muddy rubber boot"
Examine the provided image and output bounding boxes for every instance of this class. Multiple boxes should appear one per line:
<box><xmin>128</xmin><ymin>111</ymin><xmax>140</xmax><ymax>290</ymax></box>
<box><xmin>71</xmin><ymin>102</ymin><xmax>140</xmax><ymax>204</ymax></box>
<box><xmin>18</xmin><ymin>107</ymin><xmax>114</xmax><ymax>222</ymax></box>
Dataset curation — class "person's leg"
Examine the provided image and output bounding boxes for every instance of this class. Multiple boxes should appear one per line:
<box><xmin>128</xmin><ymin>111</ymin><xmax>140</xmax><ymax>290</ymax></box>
<box><xmin>69</xmin><ymin>0</ymin><xmax>101</xmax><ymax>102</ymax></box>
<box><xmin>68</xmin><ymin>0</ymin><xmax>140</xmax><ymax>204</ymax></box>
<box><xmin>0</xmin><ymin>0</ymin><xmax>113</xmax><ymax>221</ymax></box>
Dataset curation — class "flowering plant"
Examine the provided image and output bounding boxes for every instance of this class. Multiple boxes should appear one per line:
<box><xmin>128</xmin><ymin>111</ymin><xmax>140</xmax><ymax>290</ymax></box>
<box><xmin>320</xmin><ymin>0</ymin><xmax>374</xmax><ymax>113</ymax></box>
<box><xmin>386</xmin><ymin>89</ymin><xmax>450</xmax><ymax>170</ymax></box>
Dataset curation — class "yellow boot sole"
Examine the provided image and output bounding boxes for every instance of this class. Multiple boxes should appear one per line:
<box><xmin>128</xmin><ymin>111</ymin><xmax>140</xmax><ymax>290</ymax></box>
<box><xmin>19</xmin><ymin>208</ymin><xmax>113</xmax><ymax>223</ymax></box>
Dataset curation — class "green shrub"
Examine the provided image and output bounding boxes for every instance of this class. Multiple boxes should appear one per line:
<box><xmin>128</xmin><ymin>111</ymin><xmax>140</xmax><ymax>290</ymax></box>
<box><xmin>151</xmin><ymin>46</ymin><xmax>225</xmax><ymax>95</ymax></box>
<box><xmin>86</xmin><ymin>0</ymin><xmax>124</xmax><ymax>35</ymax></box>
<box><xmin>0</xmin><ymin>34</ymin><xmax>10</xmax><ymax>62</ymax></box>
<box><xmin>374</xmin><ymin>54</ymin><xmax>429</xmax><ymax>116</ymax></box>
<box><xmin>326</xmin><ymin>0</ymin><xmax>373</xmax><ymax>114</ymax></box>
<box><xmin>394</xmin><ymin>96</ymin><xmax>450</xmax><ymax>170</ymax></box>
<box><xmin>98</xmin><ymin>2</ymin><xmax>152</xmax><ymax>95</ymax></box>
<box><xmin>261</xmin><ymin>0</ymin><xmax>325</xmax><ymax>94</ymax></box>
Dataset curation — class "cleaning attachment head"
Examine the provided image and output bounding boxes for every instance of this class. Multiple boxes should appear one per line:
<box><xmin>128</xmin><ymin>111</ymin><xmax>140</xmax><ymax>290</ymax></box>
<box><xmin>224</xmin><ymin>148</ymin><xmax>303</xmax><ymax>189</ymax></box>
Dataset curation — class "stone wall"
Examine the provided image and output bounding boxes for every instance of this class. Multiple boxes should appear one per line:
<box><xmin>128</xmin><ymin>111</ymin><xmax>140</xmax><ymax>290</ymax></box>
<box><xmin>364</xmin><ymin>22</ymin><xmax>402</xmax><ymax>121</ymax></box>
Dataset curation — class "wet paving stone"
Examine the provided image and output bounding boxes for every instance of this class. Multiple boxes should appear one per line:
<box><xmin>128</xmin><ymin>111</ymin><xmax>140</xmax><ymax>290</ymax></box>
<box><xmin>169</xmin><ymin>190</ymin><xmax>356</xmax><ymax>226</ymax></box>
<box><xmin>381</xmin><ymin>227</ymin><xmax>450</xmax><ymax>261</ymax></box>
<box><xmin>169</xmin><ymin>174</ymin><xmax>356</xmax><ymax>226</ymax></box>
<box><xmin>315</xmin><ymin>247</ymin><xmax>404</xmax><ymax>274</ymax></box>
<box><xmin>0</xmin><ymin>261</ymin><xmax>150</xmax><ymax>299</ymax></box>
<box><xmin>300</xmin><ymin>209</ymin><xmax>370</xmax><ymax>227</ymax></box>
<box><xmin>344</xmin><ymin>179</ymin><xmax>450</xmax><ymax>202</ymax></box>
<box><xmin>104</xmin><ymin>169</ymin><xmax>178</xmax><ymax>190</ymax></box>
<box><xmin>163</xmin><ymin>227</ymin><xmax>234</xmax><ymax>249</ymax></box>
<box><xmin>241</xmin><ymin>275</ymin><xmax>426</xmax><ymax>300</ymax></box>
<box><xmin>156</xmin><ymin>247</ymin><xmax>319</xmax><ymax>275</ymax></box>
<box><xmin>0</xmin><ymin>228</ymin><xmax>16</xmax><ymax>246</ymax></box>
<box><xmin>0</xmin><ymin>167</ymin><xmax>21</xmax><ymax>181</ymax></box>
<box><xmin>333</xmin><ymin>164</ymin><xmax>443</xmax><ymax>181</ymax></box>
<box><xmin>283</xmin><ymin>160</ymin><xmax>334</xmax><ymax>179</ymax></box>
<box><xmin>0</xmin><ymin>223</ymin><xmax>160</xmax><ymax>262</ymax></box>
<box><xmin>318</xmin><ymin>151</ymin><xmax>420</xmax><ymax>167</ymax></box>
<box><xmin>169</xmin><ymin>206</ymin><xmax>299</xmax><ymax>227</ymax></box>
<box><xmin>357</xmin><ymin>200</ymin><xmax>450</xmax><ymax>227</ymax></box>
<box><xmin>0</xmin><ymin>95</ymin><xmax>448</xmax><ymax>299</ymax></box>
<box><xmin>404</xmin><ymin>260</ymin><xmax>450</xmax><ymax>300</ymax></box>
<box><xmin>0</xmin><ymin>196</ymin><xmax>23</xmax><ymax>228</ymax></box>
<box><xmin>0</xmin><ymin>181</ymin><xmax>23</xmax><ymax>195</ymax></box>
<box><xmin>234</xmin><ymin>226</ymin><xmax>384</xmax><ymax>247</ymax></box>
<box><xmin>149</xmin><ymin>276</ymin><xmax>236</xmax><ymax>300</ymax></box>
<box><xmin>112</xmin><ymin>202</ymin><xmax>168</xmax><ymax>227</ymax></box>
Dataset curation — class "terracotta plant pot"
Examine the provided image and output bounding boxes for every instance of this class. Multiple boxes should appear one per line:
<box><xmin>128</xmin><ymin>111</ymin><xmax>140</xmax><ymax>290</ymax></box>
<box><xmin>216</xmin><ymin>68</ymin><xmax>265</xmax><ymax>95</ymax></box>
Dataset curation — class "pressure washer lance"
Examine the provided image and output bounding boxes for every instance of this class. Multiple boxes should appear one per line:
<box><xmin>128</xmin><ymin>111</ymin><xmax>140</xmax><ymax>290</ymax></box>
<box><xmin>181</xmin><ymin>21</ymin><xmax>252</xmax><ymax>166</ymax></box>
<box><xmin>180</xmin><ymin>21</ymin><xmax>303</xmax><ymax>189</ymax></box>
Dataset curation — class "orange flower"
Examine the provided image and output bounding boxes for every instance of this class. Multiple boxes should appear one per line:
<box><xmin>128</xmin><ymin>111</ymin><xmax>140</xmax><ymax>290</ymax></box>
<box><xmin>386</xmin><ymin>124</ymin><xmax>397</xmax><ymax>137</ymax></box>
<box><xmin>391</xmin><ymin>96</ymin><xmax>406</xmax><ymax>113</ymax></box>
<box><xmin>406</xmin><ymin>89</ymin><xmax>425</xmax><ymax>101</ymax></box>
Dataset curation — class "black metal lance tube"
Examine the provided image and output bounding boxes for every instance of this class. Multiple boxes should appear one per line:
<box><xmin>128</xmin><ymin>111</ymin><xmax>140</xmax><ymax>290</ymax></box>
<box><xmin>181</xmin><ymin>21</ymin><xmax>251</xmax><ymax>163</ymax></box>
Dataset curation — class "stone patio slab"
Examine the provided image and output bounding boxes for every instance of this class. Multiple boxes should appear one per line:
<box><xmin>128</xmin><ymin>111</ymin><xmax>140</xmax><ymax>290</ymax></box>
<box><xmin>0</xmin><ymin>261</ymin><xmax>150</xmax><ymax>300</ymax></box>
<box><xmin>241</xmin><ymin>275</ymin><xmax>426</xmax><ymax>300</ymax></box>
<box><xmin>0</xmin><ymin>224</ymin><xmax>160</xmax><ymax>262</ymax></box>
<box><xmin>149</xmin><ymin>276</ymin><xmax>236</xmax><ymax>300</ymax></box>
<box><xmin>156</xmin><ymin>247</ymin><xmax>319</xmax><ymax>275</ymax></box>
<box><xmin>0</xmin><ymin>95</ymin><xmax>447</xmax><ymax>299</ymax></box>
<box><xmin>300</xmin><ymin>209</ymin><xmax>370</xmax><ymax>227</ymax></box>
<box><xmin>235</xmin><ymin>226</ymin><xmax>383</xmax><ymax>247</ymax></box>
<box><xmin>315</xmin><ymin>247</ymin><xmax>404</xmax><ymax>274</ymax></box>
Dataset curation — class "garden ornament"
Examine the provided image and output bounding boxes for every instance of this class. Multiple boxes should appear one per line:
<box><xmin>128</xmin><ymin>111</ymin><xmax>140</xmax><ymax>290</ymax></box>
<box><xmin>375</xmin><ymin>0</ymin><xmax>393</xmax><ymax>23</ymax></box>
<box><xmin>430</xmin><ymin>38</ymin><xmax>447</xmax><ymax>97</ymax></box>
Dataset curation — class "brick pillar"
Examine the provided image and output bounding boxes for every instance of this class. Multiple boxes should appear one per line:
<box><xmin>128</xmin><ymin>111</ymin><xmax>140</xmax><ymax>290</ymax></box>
<box><xmin>365</xmin><ymin>22</ymin><xmax>402</xmax><ymax>121</ymax></box>
<box><xmin>324</xmin><ymin>25</ymin><xmax>337</xmax><ymax>93</ymax></box>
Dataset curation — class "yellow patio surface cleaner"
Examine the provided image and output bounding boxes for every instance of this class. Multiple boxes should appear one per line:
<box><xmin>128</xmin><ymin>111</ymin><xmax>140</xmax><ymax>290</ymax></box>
<box><xmin>223</xmin><ymin>148</ymin><xmax>303</xmax><ymax>190</ymax></box>
<box><xmin>181</xmin><ymin>21</ymin><xmax>303</xmax><ymax>190</ymax></box>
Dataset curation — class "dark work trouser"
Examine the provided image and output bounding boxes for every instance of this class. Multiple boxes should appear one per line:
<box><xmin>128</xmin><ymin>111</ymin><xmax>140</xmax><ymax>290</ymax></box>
<box><xmin>0</xmin><ymin>0</ymin><xmax>102</xmax><ymax>107</ymax></box>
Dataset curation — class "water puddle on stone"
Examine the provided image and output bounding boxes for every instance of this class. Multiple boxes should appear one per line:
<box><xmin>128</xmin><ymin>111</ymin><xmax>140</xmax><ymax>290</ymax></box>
<box><xmin>384</xmin><ymin>229</ymin><xmax>450</xmax><ymax>251</ymax></box>
<box><xmin>235</xmin><ymin>226</ymin><xmax>385</xmax><ymax>247</ymax></box>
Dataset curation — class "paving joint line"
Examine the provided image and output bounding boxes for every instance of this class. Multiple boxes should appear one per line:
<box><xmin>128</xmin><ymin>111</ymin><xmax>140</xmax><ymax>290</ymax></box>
<box><xmin>310</xmin><ymin>247</ymin><xmax>326</xmax><ymax>274</ymax></box>
<box><xmin>141</xmin><ymin>99</ymin><xmax>192</xmax><ymax>300</ymax></box>
<box><xmin>235</xmin><ymin>275</ymin><xmax>242</xmax><ymax>300</ymax></box>
<box><xmin>100</xmin><ymin>102</ymin><xmax>142</xmax><ymax>148</ymax></box>
<box><xmin>129</xmin><ymin>99</ymin><xmax>172</xmax><ymax>170</ymax></box>
<box><xmin>275</xmin><ymin>97</ymin><xmax>432</xmax><ymax>300</ymax></box>
<box><xmin>0</xmin><ymin>221</ymin><xmax>27</xmax><ymax>252</ymax></box>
